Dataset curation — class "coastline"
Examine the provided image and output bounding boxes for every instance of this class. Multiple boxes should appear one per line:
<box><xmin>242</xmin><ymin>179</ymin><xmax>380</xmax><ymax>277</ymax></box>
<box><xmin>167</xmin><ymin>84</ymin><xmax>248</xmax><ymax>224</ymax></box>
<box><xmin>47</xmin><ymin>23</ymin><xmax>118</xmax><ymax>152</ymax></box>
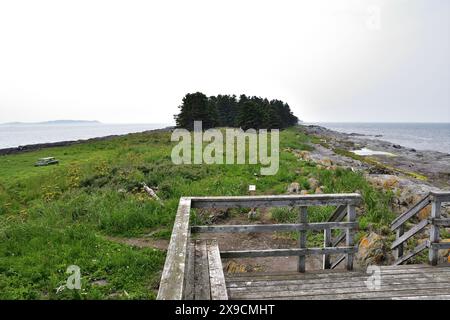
<box><xmin>305</xmin><ymin>122</ymin><xmax>450</xmax><ymax>154</ymax></box>
<box><xmin>0</xmin><ymin>126</ymin><xmax>175</xmax><ymax>156</ymax></box>
<box><xmin>2</xmin><ymin>123</ymin><xmax>449</xmax><ymax>188</ymax></box>
<box><xmin>300</xmin><ymin>124</ymin><xmax>450</xmax><ymax>189</ymax></box>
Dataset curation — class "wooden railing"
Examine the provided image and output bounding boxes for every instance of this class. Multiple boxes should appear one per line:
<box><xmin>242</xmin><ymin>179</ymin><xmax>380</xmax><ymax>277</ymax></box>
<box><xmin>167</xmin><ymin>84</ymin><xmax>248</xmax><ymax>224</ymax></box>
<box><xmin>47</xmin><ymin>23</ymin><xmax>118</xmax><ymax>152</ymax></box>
<box><xmin>390</xmin><ymin>192</ymin><xmax>450</xmax><ymax>266</ymax></box>
<box><xmin>157</xmin><ymin>194</ymin><xmax>362</xmax><ymax>300</ymax></box>
<box><xmin>325</xmin><ymin>205</ymin><xmax>353</xmax><ymax>269</ymax></box>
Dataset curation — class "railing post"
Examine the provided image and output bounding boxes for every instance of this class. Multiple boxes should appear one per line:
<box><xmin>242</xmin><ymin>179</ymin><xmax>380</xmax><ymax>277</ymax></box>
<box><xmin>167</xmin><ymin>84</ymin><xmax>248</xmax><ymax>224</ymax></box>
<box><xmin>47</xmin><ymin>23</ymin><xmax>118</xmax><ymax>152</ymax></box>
<box><xmin>323</xmin><ymin>228</ymin><xmax>331</xmax><ymax>269</ymax></box>
<box><xmin>429</xmin><ymin>199</ymin><xmax>441</xmax><ymax>266</ymax></box>
<box><xmin>394</xmin><ymin>224</ymin><xmax>404</xmax><ymax>260</ymax></box>
<box><xmin>298</xmin><ymin>206</ymin><xmax>307</xmax><ymax>273</ymax></box>
<box><xmin>346</xmin><ymin>205</ymin><xmax>356</xmax><ymax>271</ymax></box>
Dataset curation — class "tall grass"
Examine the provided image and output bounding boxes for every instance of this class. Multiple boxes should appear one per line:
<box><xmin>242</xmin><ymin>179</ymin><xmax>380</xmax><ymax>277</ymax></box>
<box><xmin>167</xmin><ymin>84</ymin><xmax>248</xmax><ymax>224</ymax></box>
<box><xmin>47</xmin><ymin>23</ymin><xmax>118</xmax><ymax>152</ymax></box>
<box><xmin>0</xmin><ymin>127</ymin><xmax>395</xmax><ymax>299</ymax></box>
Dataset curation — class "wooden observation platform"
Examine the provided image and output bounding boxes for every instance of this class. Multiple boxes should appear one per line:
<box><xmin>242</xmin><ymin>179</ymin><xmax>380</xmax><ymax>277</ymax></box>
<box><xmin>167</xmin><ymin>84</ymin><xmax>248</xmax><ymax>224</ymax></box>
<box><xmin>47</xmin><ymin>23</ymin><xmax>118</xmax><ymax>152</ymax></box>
<box><xmin>157</xmin><ymin>193</ymin><xmax>450</xmax><ymax>300</ymax></box>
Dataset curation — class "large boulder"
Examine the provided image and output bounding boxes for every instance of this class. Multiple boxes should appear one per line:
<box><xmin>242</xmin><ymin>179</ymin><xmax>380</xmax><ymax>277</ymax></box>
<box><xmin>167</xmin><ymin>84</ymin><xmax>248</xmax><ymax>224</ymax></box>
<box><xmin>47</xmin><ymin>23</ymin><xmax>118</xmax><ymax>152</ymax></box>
<box><xmin>307</xmin><ymin>177</ymin><xmax>319</xmax><ymax>190</ymax></box>
<box><xmin>439</xmin><ymin>239</ymin><xmax>450</xmax><ymax>263</ymax></box>
<box><xmin>318</xmin><ymin>158</ymin><xmax>333</xmax><ymax>167</ymax></box>
<box><xmin>287</xmin><ymin>182</ymin><xmax>300</xmax><ymax>193</ymax></box>
<box><xmin>418</xmin><ymin>205</ymin><xmax>431</xmax><ymax>220</ymax></box>
<box><xmin>355</xmin><ymin>232</ymin><xmax>390</xmax><ymax>266</ymax></box>
<box><xmin>315</xmin><ymin>186</ymin><xmax>325</xmax><ymax>194</ymax></box>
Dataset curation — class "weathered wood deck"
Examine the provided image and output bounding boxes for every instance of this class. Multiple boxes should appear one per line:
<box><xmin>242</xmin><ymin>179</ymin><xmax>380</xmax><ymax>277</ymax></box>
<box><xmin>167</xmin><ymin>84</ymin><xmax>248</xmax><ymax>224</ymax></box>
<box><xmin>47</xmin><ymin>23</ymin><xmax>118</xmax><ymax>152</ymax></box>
<box><xmin>184</xmin><ymin>239</ymin><xmax>228</xmax><ymax>300</ymax></box>
<box><xmin>226</xmin><ymin>264</ymin><xmax>450</xmax><ymax>300</ymax></box>
<box><xmin>157</xmin><ymin>193</ymin><xmax>450</xmax><ymax>300</ymax></box>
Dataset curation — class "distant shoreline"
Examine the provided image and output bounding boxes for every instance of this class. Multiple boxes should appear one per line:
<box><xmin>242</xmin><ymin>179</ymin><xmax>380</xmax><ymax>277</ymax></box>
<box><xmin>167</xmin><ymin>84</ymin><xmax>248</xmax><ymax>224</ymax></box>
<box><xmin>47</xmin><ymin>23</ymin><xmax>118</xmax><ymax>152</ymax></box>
<box><xmin>0</xmin><ymin>126</ymin><xmax>174</xmax><ymax>156</ymax></box>
<box><xmin>0</xmin><ymin>120</ymin><xmax>102</xmax><ymax>126</ymax></box>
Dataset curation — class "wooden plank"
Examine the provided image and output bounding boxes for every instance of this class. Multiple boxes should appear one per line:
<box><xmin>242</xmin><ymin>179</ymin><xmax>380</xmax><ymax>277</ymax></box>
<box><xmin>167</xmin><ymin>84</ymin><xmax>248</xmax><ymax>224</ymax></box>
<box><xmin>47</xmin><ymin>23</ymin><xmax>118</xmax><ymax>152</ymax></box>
<box><xmin>323</xmin><ymin>228</ymin><xmax>331</xmax><ymax>269</ymax></box>
<box><xmin>227</xmin><ymin>268</ymin><xmax>450</xmax><ymax>284</ymax></box>
<box><xmin>330</xmin><ymin>254</ymin><xmax>346</xmax><ymax>269</ymax></box>
<box><xmin>227</xmin><ymin>272</ymin><xmax>450</xmax><ymax>289</ymax></box>
<box><xmin>429</xmin><ymin>200</ymin><xmax>441</xmax><ymax>266</ymax></box>
<box><xmin>390</xmin><ymin>295</ymin><xmax>450</xmax><ymax>300</ymax></box>
<box><xmin>390</xmin><ymin>219</ymin><xmax>429</xmax><ymax>249</ymax></box>
<box><xmin>346</xmin><ymin>205</ymin><xmax>356</xmax><ymax>271</ymax></box>
<box><xmin>233</xmin><ymin>288</ymin><xmax>450</xmax><ymax>300</ymax></box>
<box><xmin>157</xmin><ymin>198</ymin><xmax>191</xmax><ymax>300</ymax></box>
<box><xmin>220</xmin><ymin>246</ymin><xmax>357</xmax><ymax>258</ymax></box>
<box><xmin>225</xmin><ymin>264</ymin><xmax>450</xmax><ymax>278</ymax></box>
<box><xmin>191</xmin><ymin>221</ymin><xmax>358</xmax><ymax>233</ymax></box>
<box><xmin>226</xmin><ymin>265</ymin><xmax>450</xmax><ymax>278</ymax></box>
<box><xmin>190</xmin><ymin>194</ymin><xmax>362</xmax><ymax>209</ymax></box>
<box><xmin>431</xmin><ymin>242</ymin><xmax>450</xmax><ymax>250</ymax></box>
<box><xmin>298</xmin><ymin>207</ymin><xmax>307</xmax><ymax>273</ymax></box>
<box><xmin>391</xmin><ymin>194</ymin><xmax>431</xmax><ymax>231</ymax></box>
<box><xmin>378</xmin><ymin>263</ymin><xmax>449</xmax><ymax>270</ymax></box>
<box><xmin>183</xmin><ymin>242</ymin><xmax>195</xmax><ymax>300</ymax></box>
<box><xmin>332</xmin><ymin>232</ymin><xmax>346</xmax><ymax>247</ymax></box>
<box><xmin>206</xmin><ymin>240</ymin><xmax>228</xmax><ymax>300</ymax></box>
<box><xmin>393</xmin><ymin>240</ymin><xmax>430</xmax><ymax>265</ymax></box>
<box><xmin>228</xmin><ymin>278</ymin><xmax>449</xmax><ymax>293</ymax></box>
<box><xmin>229</xmin><ymin>283</ymin><xmax>450</xmax><ymax>300</ymax></box>
<box><xmin>194</xmin><ymin>240</ymin><xmax>211</xmax><ymax>300</ymax></box>
<box><xmin>430</xmin><ymin>191</ymin><xmax>450</xmax><ymax>202</ymax></box>
<box><xmin>226</xmin><ymin>271</ymin><xmax>450</xmax><ymax>288</ymax></box>
<box><xmin>394</xmin><ymin>224</ymin><xmax>404</xmax><ymax>260</ymax></box>
<box><xmin>328</xmin><ymin>205</ymin><xmax>347</xmax><ymax>222</ymax></box>
<box><xmin>430</xmin><ymin>218</ymin><xmax>450</xmax><ymax>227</ymax></box>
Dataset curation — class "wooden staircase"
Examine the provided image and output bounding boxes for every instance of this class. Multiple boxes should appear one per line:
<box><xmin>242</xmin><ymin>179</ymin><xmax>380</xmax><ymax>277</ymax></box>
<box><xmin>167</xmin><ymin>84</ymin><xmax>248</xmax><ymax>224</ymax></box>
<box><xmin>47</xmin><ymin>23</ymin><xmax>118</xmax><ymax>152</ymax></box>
<box><xmin>391</xmin><ymin>191</ymin><xmax>450</xmax><ymax>265</ymax></box>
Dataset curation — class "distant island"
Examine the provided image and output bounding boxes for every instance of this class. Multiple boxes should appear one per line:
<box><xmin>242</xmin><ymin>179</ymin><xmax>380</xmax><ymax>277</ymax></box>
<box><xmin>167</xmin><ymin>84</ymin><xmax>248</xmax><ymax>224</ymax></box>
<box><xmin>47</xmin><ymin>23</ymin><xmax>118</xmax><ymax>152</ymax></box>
<box><xmin>1</xmin><ymin>120</ymin><xmax>101</xmax><ymax>126</ymax></box>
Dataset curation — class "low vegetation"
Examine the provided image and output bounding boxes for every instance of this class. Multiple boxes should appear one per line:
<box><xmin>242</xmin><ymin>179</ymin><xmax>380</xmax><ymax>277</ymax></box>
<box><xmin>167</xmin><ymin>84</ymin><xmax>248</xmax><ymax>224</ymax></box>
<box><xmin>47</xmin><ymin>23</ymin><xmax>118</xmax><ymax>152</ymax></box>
<box><xmin>0</xmin><ymin>127</ymin><xmax>395</xmax><ymax>299</ymax></box>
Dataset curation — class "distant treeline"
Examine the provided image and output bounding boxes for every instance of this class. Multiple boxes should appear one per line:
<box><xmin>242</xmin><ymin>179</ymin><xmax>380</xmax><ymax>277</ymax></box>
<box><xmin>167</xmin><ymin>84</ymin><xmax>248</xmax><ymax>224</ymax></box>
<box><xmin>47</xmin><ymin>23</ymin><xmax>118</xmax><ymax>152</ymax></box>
<box><xmin>174</xmin><ymin>92</ymin><xmax>299</xmax><ymax>130</ymax></box>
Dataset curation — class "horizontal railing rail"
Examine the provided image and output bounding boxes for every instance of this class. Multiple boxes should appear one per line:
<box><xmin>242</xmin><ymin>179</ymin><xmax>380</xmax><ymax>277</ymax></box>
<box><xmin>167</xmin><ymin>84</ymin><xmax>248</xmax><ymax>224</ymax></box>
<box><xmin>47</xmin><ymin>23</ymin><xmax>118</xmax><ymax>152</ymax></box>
<box><xmin>220</xmin><ymin>246</ymin><xmax>358</xmax><ymax>258</ymax></box>
<box><xmin>190</xmin><ymin>194</ymin><xmax>362</xmax><ymax>208</ymax></box>
<box><xmin>191</xmin><ymin>221</ymin><xmax>358</xmax><ymax>233</ymax></box>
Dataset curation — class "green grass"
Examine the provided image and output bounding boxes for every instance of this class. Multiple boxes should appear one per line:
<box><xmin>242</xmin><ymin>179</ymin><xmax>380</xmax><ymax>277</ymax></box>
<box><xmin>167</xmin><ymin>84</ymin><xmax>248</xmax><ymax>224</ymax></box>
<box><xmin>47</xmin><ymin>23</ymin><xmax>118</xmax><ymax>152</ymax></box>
<box><xmin>0</xmin><ymin>127</ymin><xmax>395</xmax><ymax>299</ymax></box>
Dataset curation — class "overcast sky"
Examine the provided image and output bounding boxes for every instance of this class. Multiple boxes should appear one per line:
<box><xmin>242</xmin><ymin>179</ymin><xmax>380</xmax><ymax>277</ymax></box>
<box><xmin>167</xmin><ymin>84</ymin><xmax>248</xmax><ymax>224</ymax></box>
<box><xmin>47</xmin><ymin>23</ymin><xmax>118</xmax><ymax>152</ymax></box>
<box><xmin>0</xmin><ymin>0</ymin><xmax>448</xmax><ymax>124</ymax></box>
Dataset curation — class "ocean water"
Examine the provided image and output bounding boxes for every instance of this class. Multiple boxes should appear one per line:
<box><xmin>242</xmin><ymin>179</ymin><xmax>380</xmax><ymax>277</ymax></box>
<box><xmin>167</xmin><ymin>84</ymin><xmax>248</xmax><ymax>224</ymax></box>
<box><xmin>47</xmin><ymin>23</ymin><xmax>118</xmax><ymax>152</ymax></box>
<box><xmin>0</xmin><ymin>123</ymin><xmax>169</xmax><ymax>149</ymax></box>
<box><xmin>310</xmin><ymin>123</ymin><xmax>450</xmax><ymax>154</ymax></box>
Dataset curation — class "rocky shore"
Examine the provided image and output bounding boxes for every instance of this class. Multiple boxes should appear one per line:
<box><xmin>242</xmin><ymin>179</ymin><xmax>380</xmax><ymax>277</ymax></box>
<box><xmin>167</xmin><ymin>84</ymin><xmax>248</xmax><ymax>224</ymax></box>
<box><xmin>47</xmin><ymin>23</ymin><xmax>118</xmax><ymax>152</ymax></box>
<box><xmin>297</xmin><ymin>125</ymin><xmax>450</xmax><ymax>214</ymax></box>
<box><xmin>293</xmin><ymin>124</ymin><xmax>450</xmax><ymax>266</ymax></box>
<box><xmin>301</xmin><ymin>124</ymin><xmax>450</xmax><ymax>189</ymax></box>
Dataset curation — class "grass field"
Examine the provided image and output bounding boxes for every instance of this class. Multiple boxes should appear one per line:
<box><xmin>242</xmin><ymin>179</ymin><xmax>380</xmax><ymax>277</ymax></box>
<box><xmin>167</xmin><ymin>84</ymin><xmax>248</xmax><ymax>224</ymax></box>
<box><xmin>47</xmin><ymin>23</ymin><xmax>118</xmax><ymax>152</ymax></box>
<box><xmin>0</xmin><ymin>127</ymin><xmax>395</xmax><ymax>299</ymax></box>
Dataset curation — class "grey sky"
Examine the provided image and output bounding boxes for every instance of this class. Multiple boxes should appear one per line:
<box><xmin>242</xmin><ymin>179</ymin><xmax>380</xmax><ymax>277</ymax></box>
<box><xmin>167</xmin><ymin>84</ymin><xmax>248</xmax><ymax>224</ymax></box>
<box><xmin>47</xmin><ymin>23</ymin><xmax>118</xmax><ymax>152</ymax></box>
<box><xmin>0</xmin><ymin>0</ymin><xmax>448</xmax><ymax>124</ymax></box>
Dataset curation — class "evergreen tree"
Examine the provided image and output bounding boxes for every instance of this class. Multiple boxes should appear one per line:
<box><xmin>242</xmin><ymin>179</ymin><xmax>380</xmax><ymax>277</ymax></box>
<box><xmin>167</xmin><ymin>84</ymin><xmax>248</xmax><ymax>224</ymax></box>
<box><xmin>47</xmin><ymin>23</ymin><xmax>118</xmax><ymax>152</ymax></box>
<box><xmin>236</xmin><ymin>100</ymin><xmax>266</xmax><ymax>130</ymax></box>
<box><xmin>174</xmin><ymin>92</ymin><xmax>218</xmax><ymax>130</ymax></box>
<box><xmin>175</xmin><ymin>92</ymin><xmax>299</xmax><ymax>130</ymax></box>
<box><xmin>215</xmin><ymin>94</ymin><xmax>238</xmax><ymax>127</ymax></box>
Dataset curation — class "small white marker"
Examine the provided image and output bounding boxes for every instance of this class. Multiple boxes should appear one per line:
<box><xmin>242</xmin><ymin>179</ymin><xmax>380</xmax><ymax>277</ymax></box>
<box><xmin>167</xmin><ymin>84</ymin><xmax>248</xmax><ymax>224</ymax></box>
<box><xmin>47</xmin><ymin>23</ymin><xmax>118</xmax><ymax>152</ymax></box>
<box><xmin>248</xmin><ymin>185</ymin><xmax>256</xmax><ymax>192</ymax></box>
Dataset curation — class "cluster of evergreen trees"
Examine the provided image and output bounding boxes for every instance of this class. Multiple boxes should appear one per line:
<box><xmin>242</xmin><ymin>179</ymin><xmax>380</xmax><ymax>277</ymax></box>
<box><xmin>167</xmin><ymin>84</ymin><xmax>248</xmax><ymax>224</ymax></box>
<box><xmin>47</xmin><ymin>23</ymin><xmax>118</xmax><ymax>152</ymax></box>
<box><xmin>174</xmin><ymin>92</ymin><xmax>299</xmax><ymax>130</ymax></box>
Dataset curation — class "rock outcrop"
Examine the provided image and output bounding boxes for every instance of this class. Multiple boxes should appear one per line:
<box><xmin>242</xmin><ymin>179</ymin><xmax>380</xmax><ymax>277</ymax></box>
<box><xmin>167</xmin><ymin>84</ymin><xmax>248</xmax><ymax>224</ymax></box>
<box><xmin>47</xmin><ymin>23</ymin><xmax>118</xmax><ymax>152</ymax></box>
<box><xmin>355</xmin><ymin>232</ymin><xmax>391</xmax><ymax>266</ymax></box>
